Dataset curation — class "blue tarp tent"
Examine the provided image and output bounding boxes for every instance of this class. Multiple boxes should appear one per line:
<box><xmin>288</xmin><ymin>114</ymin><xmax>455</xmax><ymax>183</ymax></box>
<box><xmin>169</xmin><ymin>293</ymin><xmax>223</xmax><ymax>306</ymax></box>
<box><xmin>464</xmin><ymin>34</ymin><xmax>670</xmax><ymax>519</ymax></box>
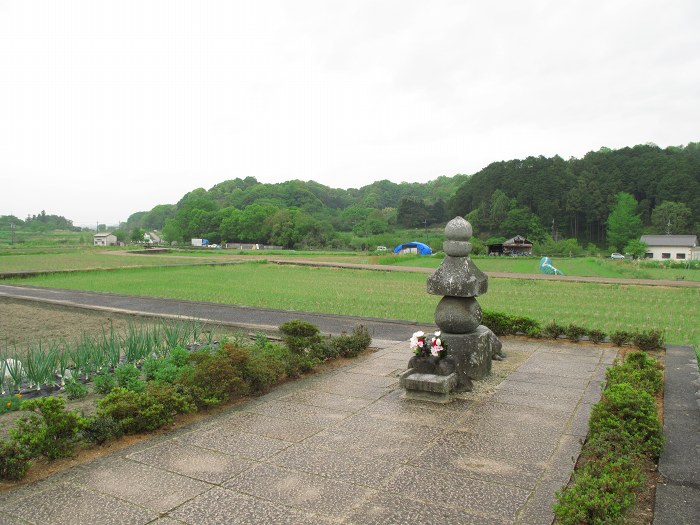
<box><xmin>393</xmin><ymin>242</ymin><xmax>432</xmax><ymax>255</ymax></box>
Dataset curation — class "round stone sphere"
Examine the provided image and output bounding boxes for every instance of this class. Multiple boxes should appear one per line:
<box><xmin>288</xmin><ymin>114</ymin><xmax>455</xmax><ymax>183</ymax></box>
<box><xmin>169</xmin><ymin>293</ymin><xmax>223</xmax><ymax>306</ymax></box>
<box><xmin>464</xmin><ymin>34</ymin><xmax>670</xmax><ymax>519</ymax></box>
<box><xmin>444</xmin><ymin>216</ymin><xmax>473</xmax><ymax>241</ymax></box>
<box><xmin>434</xmin><ymin>296</ymin><xmax>482</xmax><ymax>333</ymax></box>
<box><xmin>443</xmin><ymin>240</ymin><xmax>472</xmax><ymax>257</ymax></box>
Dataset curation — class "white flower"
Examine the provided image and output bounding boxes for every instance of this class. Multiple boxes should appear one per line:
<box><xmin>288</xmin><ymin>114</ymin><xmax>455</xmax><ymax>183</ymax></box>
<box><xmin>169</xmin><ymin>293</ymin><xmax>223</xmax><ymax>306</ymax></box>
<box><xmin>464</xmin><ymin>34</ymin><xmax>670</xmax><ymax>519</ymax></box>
<box><xmin>412</xmin><ymin>331</ymin><xmax>424</xmax><ymax>338</ymax></box>
<box><xmin>434</xmin><ymin>331</ymin><xmax>441</xmax><ymax>337</ymax></box>
<box><xmin>435</xmin><ymin>338</ymin><xmax>442</xmax><ymax>347</ymax></box>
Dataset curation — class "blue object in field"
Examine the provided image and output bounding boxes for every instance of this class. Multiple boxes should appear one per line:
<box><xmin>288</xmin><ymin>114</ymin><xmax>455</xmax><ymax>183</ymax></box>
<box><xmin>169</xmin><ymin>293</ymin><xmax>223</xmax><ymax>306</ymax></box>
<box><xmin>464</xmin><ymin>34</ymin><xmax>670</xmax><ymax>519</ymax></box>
<box><xmin>393</xmin><ymin>242</ymin><xmax>432</xmax><ymax>255</ymax></box>
<box><xmin>539</xmin><ymin>256</ymin><xmax>564</xmax><ymax>275</ymax></box>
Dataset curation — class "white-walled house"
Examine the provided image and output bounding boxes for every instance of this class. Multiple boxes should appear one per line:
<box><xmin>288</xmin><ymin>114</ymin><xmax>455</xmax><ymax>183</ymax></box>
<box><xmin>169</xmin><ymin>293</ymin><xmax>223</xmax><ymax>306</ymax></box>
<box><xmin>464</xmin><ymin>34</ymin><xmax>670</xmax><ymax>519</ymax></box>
<box><xmin>93</xmin><ymin>233</ymin><xmax>118</xmax><ymax>246</ymax></box>
<box><xmin>640</xmin><ymin>235</ymin><xmax>699</xmax><ymax>260</ymax></box>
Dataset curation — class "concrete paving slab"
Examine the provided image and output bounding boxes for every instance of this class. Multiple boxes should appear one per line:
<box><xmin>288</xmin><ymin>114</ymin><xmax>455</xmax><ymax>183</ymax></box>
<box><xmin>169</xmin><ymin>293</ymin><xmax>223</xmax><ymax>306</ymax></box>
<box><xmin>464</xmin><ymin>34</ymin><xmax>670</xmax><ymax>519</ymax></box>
<box><xmin>169</xmin><ymin>486</ymin><xmax>330</xmax><ymax>525</ymax></box>
<box><xmin>216</xmin><ymin>411</ymin><xmax>326</xmax><ymax>442</ymax></box>
<box><xmin>268</xmin><ymin>443</ymin><xmax>398</xmax><ymax>488</ymax></box>
<box><xmin>383</xmin><ymin>465</ymin><xmax>530</xmax><ymax>520</ymax></box>
<box><xmin>277</xmin><ymin>388</ymin><xmax>374</xmax><ymax>412</ymax></box>
<box><xmin>2</xmin><ymin>483</ymin><xmax>158</xmax><ymax>525</ymax></box>
<box><xmin>126</xmin><ymin>440</ymin><xmax>257</xmax><ymax>484</ymax></box>
<box><xmin>245</xmin><ymin>399</ymin><xmax>353</xmax><ymax>425</ymax></box>
<box><xmin>346</xmin><ymin>492</ymin><xmax>511</xmax><ymax>525</ymax></box>
<box><xmin>70</xmin><ymin>458</ymin><xmax>212</xmax><ymax>513</ymax></box>
<box><xmin>175</xmin><ymin>426</ymin><xmax>292</xmax><ymax>459</ymax></box>
<box><xmin>223</xmin><ymin>463</ymin><xmax>373</xmax><ymax>519</ymax></box>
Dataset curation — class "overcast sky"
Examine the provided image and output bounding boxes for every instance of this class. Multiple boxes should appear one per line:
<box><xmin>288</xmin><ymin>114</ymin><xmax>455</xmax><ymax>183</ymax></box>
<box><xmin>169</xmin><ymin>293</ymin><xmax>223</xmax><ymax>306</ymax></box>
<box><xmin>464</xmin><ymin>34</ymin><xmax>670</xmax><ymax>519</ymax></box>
<box><xmin>1</xmin><ymin>0</ymin><xmax>698</xmax><ymax>227</ymax></box>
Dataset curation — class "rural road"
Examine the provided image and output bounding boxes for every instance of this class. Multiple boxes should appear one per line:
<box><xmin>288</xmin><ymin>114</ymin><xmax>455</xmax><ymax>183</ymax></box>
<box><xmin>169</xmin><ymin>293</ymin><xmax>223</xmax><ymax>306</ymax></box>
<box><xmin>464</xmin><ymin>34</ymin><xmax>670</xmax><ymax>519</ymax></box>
<box><xmin>0</xmin><ymin>283</ymin><xmax>431</xmax><ymax>342</ymax></box>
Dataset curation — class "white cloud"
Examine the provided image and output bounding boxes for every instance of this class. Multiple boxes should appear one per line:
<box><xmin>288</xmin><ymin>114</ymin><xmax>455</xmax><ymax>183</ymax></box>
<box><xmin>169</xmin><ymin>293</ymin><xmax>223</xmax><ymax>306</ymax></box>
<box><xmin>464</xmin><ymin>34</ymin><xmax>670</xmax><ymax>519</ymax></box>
<box><xmin>1</xmin><ymin>0</ymin><xmax>698</xmax><ymax>225</ymax></box>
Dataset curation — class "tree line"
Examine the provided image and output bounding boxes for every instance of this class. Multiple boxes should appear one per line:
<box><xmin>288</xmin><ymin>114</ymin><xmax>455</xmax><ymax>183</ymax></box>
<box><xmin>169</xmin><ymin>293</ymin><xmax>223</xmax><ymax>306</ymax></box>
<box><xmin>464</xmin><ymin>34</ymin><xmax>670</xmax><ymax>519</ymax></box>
<box><xmin>124</xmin><ymin>142</ymin><xmax>698</xmax><ymax>251</ymax></box>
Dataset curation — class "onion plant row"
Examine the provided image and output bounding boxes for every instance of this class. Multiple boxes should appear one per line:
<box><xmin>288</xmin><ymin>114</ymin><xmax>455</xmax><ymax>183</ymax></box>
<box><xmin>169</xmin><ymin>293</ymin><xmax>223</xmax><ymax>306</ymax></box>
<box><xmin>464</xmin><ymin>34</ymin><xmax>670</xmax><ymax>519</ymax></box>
<box><xmin>6</xmin><ymin>262</ymin><xmax>699</xmax><ymax>349</ymax></box>
<box><xmin>0</xmin><ymin>318</ymin><xmax>211</xmax><ymax>395</ymax></box>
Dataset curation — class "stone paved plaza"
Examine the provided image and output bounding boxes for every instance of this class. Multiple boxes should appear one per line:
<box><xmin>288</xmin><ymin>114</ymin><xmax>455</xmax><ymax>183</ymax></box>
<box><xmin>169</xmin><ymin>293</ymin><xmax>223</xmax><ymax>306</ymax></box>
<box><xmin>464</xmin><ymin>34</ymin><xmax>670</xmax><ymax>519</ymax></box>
<box><xmin>0</xmin><ymin>339</ymin><xmax>616</xmax><ymax>525</ymax></box>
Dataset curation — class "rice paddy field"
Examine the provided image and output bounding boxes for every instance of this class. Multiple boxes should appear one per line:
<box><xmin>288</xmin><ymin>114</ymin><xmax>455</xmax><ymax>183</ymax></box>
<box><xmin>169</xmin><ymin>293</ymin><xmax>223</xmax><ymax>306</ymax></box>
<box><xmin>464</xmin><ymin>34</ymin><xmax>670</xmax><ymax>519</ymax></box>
<box><xmin>4</xmin><ymin>262</ymin><xmax>698</xmax><ymax>348</ymax></box>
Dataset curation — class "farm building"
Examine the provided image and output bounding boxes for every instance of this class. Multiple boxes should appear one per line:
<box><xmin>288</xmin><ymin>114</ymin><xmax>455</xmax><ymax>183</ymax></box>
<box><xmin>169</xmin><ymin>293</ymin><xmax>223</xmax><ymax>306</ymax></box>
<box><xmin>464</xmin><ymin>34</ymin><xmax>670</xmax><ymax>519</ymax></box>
<box><xmin>640</xmin><ymin>235</ymin><xmax>699</xmax><ymax>260</ymax></box>
<box><xmin>93</xmin><ymin>233</ymin><xmax>118</xmax><ymax>246</ymax></box>
<box><xmin>488</xmin><ymin>235</ymin><xmax>533</xmax><ymax>256</ymax></box>
<box><xmin>393</xmin><ymin>242</ymin><xmax>432</xmax><ymax>255</ymax></box>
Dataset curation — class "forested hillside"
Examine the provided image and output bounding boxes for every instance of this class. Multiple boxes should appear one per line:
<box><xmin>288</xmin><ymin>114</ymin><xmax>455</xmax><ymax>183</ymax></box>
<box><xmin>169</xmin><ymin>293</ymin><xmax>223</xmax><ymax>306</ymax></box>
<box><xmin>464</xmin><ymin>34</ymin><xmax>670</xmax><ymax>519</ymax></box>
<box><xmin>125</xmin><ymin>142</ymin><xmax>699</xmax><ymax>250</ymax></box>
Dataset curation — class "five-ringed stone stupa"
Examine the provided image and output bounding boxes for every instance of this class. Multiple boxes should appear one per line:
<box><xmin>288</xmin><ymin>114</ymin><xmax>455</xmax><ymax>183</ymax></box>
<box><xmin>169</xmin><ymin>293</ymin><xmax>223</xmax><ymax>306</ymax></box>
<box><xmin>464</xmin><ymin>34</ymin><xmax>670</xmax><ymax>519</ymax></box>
<box><xmin>399</xmin><ymin>216</ymin><xmax>503</xmax><ymax>402</ymax></box>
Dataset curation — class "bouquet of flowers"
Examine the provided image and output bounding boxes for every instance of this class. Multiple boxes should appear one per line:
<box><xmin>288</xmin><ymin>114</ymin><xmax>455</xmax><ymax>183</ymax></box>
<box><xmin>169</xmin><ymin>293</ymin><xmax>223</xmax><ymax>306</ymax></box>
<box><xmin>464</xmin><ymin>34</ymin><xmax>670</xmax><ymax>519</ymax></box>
<box><xmin>410</xmin><ymin>330</ymin><xmax>447</xmax><ymax>359</ymax></box>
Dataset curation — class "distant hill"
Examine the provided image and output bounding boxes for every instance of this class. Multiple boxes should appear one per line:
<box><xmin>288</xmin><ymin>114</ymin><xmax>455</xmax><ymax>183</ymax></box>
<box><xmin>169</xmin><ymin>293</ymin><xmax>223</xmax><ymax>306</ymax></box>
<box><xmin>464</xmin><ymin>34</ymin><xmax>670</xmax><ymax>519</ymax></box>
<box><xmin>125</xmin><ymin>142</ymin><xmax>700</xmax><ymax>249</ymax></box>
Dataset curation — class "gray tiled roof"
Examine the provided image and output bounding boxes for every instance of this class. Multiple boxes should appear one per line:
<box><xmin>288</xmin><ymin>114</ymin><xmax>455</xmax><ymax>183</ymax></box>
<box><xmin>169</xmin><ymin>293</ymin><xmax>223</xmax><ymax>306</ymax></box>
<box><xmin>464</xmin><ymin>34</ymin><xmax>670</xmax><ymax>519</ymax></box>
<box><xmin>640</xmin><ymin>235</ymin><xmax>698</xmax><ymax>247</ymax></box>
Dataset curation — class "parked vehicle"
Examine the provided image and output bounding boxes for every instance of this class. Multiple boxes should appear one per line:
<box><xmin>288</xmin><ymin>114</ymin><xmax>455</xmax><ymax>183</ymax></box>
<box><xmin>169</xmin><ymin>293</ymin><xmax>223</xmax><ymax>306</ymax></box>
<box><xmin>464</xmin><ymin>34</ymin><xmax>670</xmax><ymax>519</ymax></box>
<box><xmin>610</xmin><ymin>253</ymin><xmax>625</xmax><ymax>260</ymax></box>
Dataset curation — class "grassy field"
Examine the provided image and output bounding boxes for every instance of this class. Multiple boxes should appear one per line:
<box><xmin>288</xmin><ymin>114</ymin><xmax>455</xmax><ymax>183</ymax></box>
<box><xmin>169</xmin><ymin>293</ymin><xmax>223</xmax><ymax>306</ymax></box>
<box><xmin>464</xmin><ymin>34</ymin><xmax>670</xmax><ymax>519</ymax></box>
<box><xmin>5</xmin><ymin>262</ymin><xmax>698</xmax><ymax>347</ymax></box>
<box><xmin>377</xmin><ymin>254</ymin><xmax>700</xmax><ymax>281</ymax></box>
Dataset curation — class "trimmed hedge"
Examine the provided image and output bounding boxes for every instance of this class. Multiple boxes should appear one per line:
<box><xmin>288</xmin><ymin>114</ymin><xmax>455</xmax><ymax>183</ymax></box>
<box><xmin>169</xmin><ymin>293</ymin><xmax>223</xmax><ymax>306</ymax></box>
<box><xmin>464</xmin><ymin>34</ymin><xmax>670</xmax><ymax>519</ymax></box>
<box><xmin>553</xmin><ymin>351</ymin><xmax>664</xmax><ymax>524</ymax></box>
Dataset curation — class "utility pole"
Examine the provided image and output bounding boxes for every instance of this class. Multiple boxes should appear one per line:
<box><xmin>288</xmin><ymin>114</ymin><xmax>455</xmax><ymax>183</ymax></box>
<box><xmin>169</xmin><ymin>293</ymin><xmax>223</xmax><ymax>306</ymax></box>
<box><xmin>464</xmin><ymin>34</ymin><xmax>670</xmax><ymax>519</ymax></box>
<box><xmin>10</xmin><ymin>222</ymin><xmax>15</xmax><ymax>245</ymax></box>
<box><xmin>666</xmin><ymin>218</ymin><xmax>671</xmax><ymax>235</ymax></box>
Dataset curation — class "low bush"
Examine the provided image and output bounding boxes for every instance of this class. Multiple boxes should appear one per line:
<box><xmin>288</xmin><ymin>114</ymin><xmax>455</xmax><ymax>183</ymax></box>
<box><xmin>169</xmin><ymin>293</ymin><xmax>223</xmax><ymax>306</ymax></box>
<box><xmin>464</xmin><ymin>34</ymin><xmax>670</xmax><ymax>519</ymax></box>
<box><xmin>81</xmin><ymin>415</ymin><xmax>123</xmax><ymax>445</ymax></box>
<box><xmin>279</xmin><ymin>320</ymin><xmax>323</xmax><ymax>354</ymax></box>
<box><xmin>565</xmin><ymin>324</ymin><xmax>587</xmax><ymax>342</ymax></box>
<box><xmin>482</xmin><ymin>311</ymin><xmax>540</xmax><ymax>337</ymax></box>
<box><xmin>323</xmin><ymin>325</ymin><xmax>373</xmax><ymax>358</ymax></box>
<box><xmin>554</xmin><ymin>351</ymin><xmax>664</xmax><ymax>523</ymax></box>
<box><xmin>10</xmin><ymin>397</ymin><xmax>84</xmax><ymax>460</ymax></box>
<box><xmin>610</xmin><ymin>330</ymin><xmax>631</xmax><ymax>346</ymax></box>
<box><xmin>175</xmin><ymin>346</ymin><xmax>249</xmax><ymax>408</ymax></box>
<box><xmin>96</xmin><ymin>388</ymin><xmax>173</xmax><ymax>435</ymax></box>
<box><xmin>587</xmin><ymin>329</ymin><xmax>607</xmax><ymax>344</ymax></box>
<box><xmin>631</xmin><ymin>329</ymin><xmax>665</xmax><ymax>351</ymax></box>
<box><xmin>541</xmin><ymin>321</ymin><xmax>565</xmax><ymax>339</ymax></box>
<box><xmin>606</xmin><ymin>351</ymin><xmax>663</xmax><ymax>396</ymax></box>
<box><xmin>0</xmin><ymin>439</ymin><xmax>32</xmax><ymax>481</ymax></box>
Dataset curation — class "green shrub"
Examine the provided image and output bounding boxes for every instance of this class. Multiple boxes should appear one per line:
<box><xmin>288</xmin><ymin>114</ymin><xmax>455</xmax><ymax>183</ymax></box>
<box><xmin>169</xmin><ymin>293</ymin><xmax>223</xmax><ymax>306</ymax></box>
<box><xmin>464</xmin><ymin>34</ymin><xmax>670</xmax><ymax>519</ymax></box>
<box><xmin>175</xmin><ymin>346</ymin><xmax>249</xmax><ymax>408</ymax></box>
<box><xmin>606</xmin><ymin>352</ymin><xmax>663</xmax><ymax>396</ymax></box>
<box><xmin>589</xmin><ymin>382</ymin><xmax>664</xmax><ymax>458</ymax></box>
<box><xmin>0</xmin><ymin>439</ymin><xmax>32</xmax><ymax>481</ymax></box>
<box><xmin>81</xmin><ymin>415</ymin><xmax>124</xmax><ymax>445</ymax></box>
<box><xmin>64</xmin><ymin>378</ymin><xmax>88</xmax><ymax>400</ymax></box>
<box><xmin>96</xmin><ymin>388</ymin><xmax>171</xmax><ymax>434</ymax></box>
<box><xmin>554</xmin><ymin>453</ymin><xmax>643</xmax><ymax>525</ymax></box>
<box><xmin>145</xmin><ymin>382</ymin><xmax>195</xmax><ymax>417</ymax></box>
<box><xmin>482</xmin><ymin>311</ymin><xmax>540</xmax><ymax>337</ymax></box>
<box><xmin>631</xmin><ymin>329</ymin><xmax>665</xmax><ymax>351</ymax></box>
<box><xmin>93</xmin><ymin>373</ymin><xmax>117</xmax><ymax>395</ymax></box>
<box><xmin>325</xmin><ymin>325</ymin><xmax>373</xmax><ymax>358</ymax></box>
<box><xmin>115</xmin><ymin>363</ymin><xmax>146</xmax><ymax>392</ymax></box>
<box><xmin>565</xmin><ymin>324</ymin><xmax>587</xmax><ymax>342</ymax></box>
<box><xmin>554</xmin><ymin>352</ymin><xmax>664</xmax><ymax>522</ymax></box>
<box><xmin>279</xmin><ymin>320</ymin><xmax>323</xmax><ymax>354</ymax></box>
<box><xmin>10</xmin><ymin>397</ymin><xmax>85</xmax><ymax>460</ymax></box>
<box><xmin>541</xmin><ymin>321</ymin><xmax>565</xmax><ymax>339</ymax></box>
<box><xmin>587</xmin><ymin>328</ymin><xmax>607</xmax><ymax>344</ymax></box>
<box><xmin>610</xmin><ymin>330</ymin><xmax>631</xmax><ymax>346</ymax></box>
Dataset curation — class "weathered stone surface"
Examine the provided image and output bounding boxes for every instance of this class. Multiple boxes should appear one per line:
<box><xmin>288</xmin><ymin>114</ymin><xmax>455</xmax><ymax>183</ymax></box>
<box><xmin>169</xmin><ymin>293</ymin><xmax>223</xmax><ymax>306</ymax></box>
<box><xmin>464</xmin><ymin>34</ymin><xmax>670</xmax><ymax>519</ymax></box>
<box><xmin>398</xmin><ymin>370</ymin><xmax>457</xmax><ymax>394</ymax></box>
<box><xmin>443</xmin><ymin>240</ymin><xmax>472</xmax><ymax>257</ymax></box>
<box><xmin>444</xmin><ymin>216</ymin><xmax>473</xmax><ymax>241</ymax></box>
<box><xmin>434</xmin><ymin>296</ymin><xmax>482</xmax><ymax>333</ymax></box>
<box><xmin>426</xmin><ymin>256</ymin><xmax>488</xmax><ymax>297</ymax></box>
<box><xmin>443</xmin><ymin>326</ymin><xmax>500</xmax><ymax>386</ymax></box>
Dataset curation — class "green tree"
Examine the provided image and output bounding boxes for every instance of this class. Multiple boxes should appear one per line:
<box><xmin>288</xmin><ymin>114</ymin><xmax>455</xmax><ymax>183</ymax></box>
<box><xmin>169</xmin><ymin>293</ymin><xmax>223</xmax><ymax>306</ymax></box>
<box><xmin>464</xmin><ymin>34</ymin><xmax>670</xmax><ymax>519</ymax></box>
<box><xmin>624</xmin><ymin>239</ymin><xmax>648</xmax><ymax>259</ymax></box>
<box><xmin>130</xmin><ymin>228</ymin><xmax>146</xmax><ymax>243</ymax></box>
<box><xmin>650</xmin><ymin>201</ymin><xmax>692</xmax><ymax>234</ymax></box>
<box><xmin>606</xmin><ymin>192</ymin><xmax>643</xmax><ymax>251</ymax></box>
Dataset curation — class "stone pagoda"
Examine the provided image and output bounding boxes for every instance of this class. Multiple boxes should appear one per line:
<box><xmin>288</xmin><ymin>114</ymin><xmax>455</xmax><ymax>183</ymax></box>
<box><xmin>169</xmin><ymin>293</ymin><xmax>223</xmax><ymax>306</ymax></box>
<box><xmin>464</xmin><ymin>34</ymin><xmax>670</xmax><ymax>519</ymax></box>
<box><xmin>399</xmin><ymin>216</ymin><xmax>503</xmax><ymax>402</ymax></box>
